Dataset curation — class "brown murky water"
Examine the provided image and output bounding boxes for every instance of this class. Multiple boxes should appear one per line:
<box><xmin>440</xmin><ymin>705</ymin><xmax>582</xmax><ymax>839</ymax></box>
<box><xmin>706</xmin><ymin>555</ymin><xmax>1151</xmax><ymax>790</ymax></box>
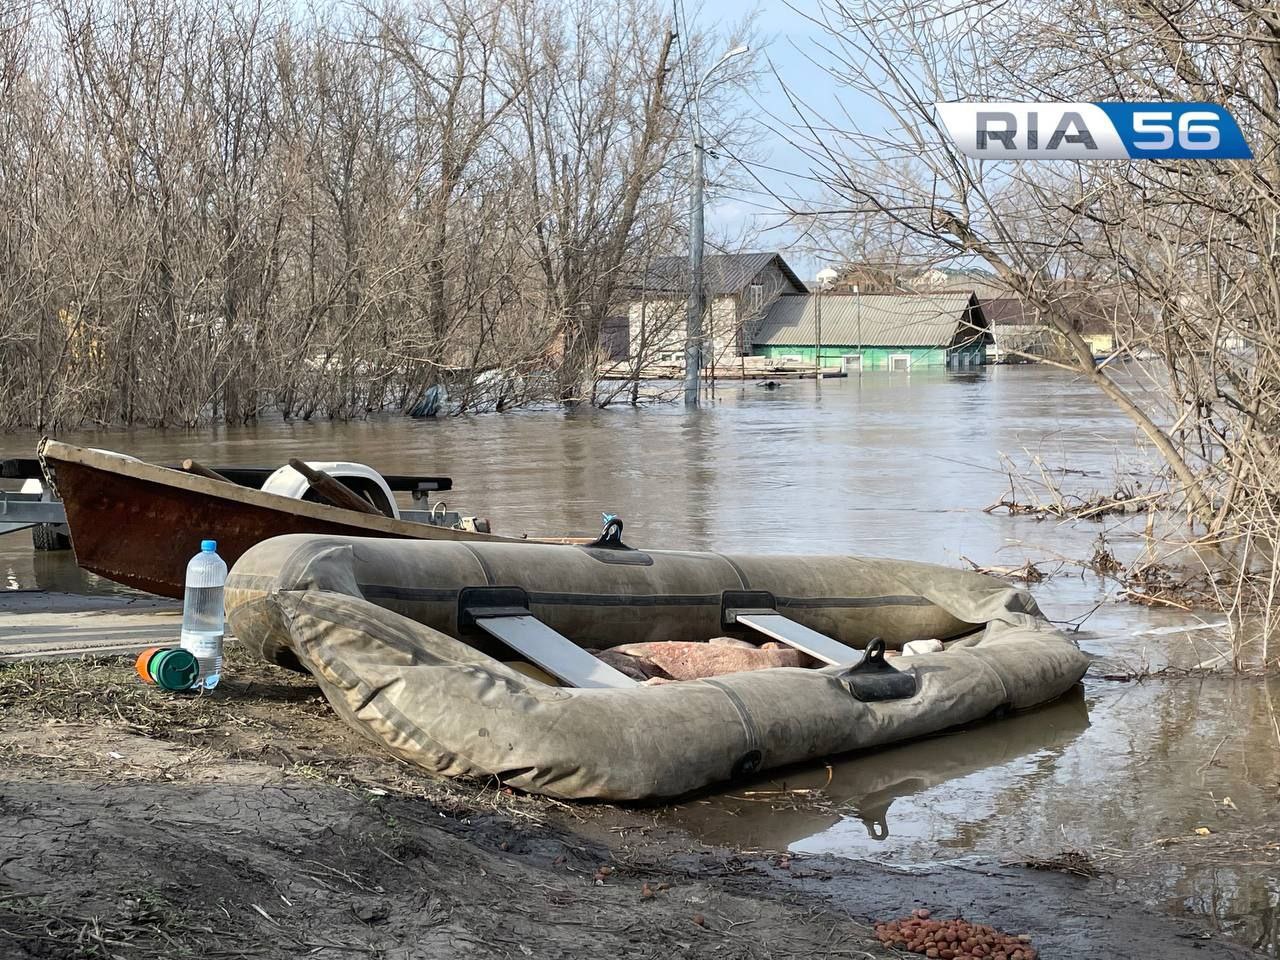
<box><xmin>3</xmin><ymin>365</ymin><xmax>1277</xmax><ymax>952</ymax></box>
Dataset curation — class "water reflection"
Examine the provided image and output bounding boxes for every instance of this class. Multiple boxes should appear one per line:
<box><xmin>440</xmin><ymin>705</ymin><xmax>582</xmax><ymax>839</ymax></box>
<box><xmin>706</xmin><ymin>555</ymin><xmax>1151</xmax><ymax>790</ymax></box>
<box><xmin>0</xmin><ymin>367</ymin><xmax>1219</xmax><ymax>663</ymax></box>
<box><xmin>1175</xmin><ymin>867</ymin><xmax>1280</xmax><ymax>955</ymax></box>
<box><xmin>668</xmin><ymin>690</ymin><xmax>1091</xmax><ymax>851</ymax></box>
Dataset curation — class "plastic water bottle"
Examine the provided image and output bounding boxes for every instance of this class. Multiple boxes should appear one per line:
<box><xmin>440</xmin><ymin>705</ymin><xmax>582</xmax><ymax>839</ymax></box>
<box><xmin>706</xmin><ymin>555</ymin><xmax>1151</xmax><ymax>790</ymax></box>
<box><xmin>180</xmin><ymin>539</ymin><xmax>227</xmax><ymax>690</ymax></box>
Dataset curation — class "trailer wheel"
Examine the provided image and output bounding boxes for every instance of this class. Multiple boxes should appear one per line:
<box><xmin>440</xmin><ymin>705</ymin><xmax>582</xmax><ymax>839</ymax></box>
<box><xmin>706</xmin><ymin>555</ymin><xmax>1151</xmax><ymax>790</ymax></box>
<box><xmin>32</xmin><ymin>523</ymin><xmax>71</xmax><ymax>551</ymax></box>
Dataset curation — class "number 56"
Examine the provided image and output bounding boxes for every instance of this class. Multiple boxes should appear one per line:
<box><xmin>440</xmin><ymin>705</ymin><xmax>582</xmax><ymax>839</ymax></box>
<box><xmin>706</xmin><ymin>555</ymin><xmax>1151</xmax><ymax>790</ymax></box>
<box><xmin>1132</xmin><ymin>111</ymin><xmax>1221</xmax><ymax>151</ymax></box>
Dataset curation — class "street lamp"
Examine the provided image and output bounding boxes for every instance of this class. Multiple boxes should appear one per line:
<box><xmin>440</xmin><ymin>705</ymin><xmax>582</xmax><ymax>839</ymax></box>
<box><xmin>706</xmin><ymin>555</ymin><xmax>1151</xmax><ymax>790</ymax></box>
<box><xmin>684</xmin><ymin>44</ymin><xmax>749</xmax><ymax>407</ymax></box>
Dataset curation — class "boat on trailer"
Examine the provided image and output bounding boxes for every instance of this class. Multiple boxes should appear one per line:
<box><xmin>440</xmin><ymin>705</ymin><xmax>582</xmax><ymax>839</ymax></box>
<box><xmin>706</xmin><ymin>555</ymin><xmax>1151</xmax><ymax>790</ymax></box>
<box><xmin>226</xmin><ymin>529</ymin><xmax>1091</xmax><ymax>801</ymax></box>
<box><xmin>36</xmin><ymin>439</ymin><xmax>557</xmax><ymax>600</ymax></box>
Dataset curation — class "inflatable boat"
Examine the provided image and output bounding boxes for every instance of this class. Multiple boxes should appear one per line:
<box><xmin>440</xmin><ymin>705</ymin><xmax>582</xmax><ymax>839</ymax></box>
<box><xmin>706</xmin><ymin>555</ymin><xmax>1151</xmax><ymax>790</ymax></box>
<box><xmin>225</xmin><ymin>525</ymin><xmax>1090</xmax><ymax>801</ymax></box>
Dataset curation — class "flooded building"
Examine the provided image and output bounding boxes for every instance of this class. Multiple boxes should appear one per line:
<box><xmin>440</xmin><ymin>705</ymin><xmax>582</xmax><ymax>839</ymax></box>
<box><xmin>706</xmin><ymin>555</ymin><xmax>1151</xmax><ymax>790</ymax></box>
<box><xmin>752</xmin><ymin>291</ymin><xmax>991</xmax><ymax>370</ymax></box>
<box><xmin>621</xmin><ymin>253</ymin><xmax>992</xmax><ymax>372</ymax></box>
<box><xmin>626</xmin><ymin>252</ymin><xmax>808</xmax><ymax>368</ymax></box>
<box><xmin>982</xmin><ymin>294</ymin><xmax>1121</xmax><ymax>363</ymax></box>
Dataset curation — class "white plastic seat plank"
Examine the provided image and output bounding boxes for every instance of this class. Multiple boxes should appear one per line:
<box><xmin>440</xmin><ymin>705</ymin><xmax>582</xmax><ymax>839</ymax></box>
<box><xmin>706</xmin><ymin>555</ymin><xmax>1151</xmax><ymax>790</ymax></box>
<box><xmin>471</xmin><ymin>613</ymin><xmax>636</xmax><ymax>689</ymax></box>
<box><xmin>735</xmin><ymin>613</ymin><xmax>860</xmax><ymax>666</ymax></box>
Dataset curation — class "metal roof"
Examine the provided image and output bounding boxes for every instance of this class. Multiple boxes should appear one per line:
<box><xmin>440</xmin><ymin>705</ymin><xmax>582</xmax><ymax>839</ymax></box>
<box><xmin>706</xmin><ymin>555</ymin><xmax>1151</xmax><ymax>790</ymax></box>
<box><xmin>641</xmin><ymin>253</ymin><xmax>808</xmax><ymax>296</ymax></box>
<box><xmin>753</xmin><ymin>293</ymin><xmax>990</xmax><ymax>347</ymax></box>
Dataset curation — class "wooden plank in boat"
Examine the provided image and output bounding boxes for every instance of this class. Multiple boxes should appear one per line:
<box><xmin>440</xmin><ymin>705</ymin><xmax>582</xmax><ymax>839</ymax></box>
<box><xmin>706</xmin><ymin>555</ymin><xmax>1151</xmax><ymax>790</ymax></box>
<box><xmin>2</xmin><ymin>456</ymin><xmax>452</xmax><ymax>492</ymax></box>
<box><xmin>734</xmin><ymin>612</ymin><xmax>860</xmax><ymax>666</ymax></box>
<box><xmin>466</xmin><ymin>609</ymin><xmax>636</xmax><ymax>689</ymax></box>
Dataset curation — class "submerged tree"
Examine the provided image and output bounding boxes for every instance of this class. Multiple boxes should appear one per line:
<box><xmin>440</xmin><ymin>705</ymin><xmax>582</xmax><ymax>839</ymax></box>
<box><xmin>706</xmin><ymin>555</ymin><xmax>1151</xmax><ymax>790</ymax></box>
<box><xmin>0</xmin><ymin>0</ymin><xmax>756</xmax><ymax>428</ymax></box>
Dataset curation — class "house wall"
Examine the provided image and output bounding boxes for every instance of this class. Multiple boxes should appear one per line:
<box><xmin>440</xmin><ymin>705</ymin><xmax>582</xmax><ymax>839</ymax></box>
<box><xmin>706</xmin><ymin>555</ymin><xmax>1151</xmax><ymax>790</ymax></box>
<box><xmin>627</xmin><ymin>295</ymin><xmax>740</xmax><ymax>365</ymax></box>
<box><xmin>627</xmin><ymin>297</ymin><xmax>685</xmax><ymax>363</ymax></box>
<box><xmin>625</xmin><ymin>258</ymin><xmax>802</xmax><ymax>365</ymax></box>
<box><xmin>989</xmin><ymin>324</ymin><xmax>1056</xmax><ymax>361</ymax></box>
<box><xmin>735</xmin><ymin>259</ymin><xmax>797</xmax><ymax>348</ymax></box>
<box><xmin>705</xmin><ymin>297</ymin><xmax>741</xmax><ymax>364</ymax></box>
<box><xmin>599</xmin><ymin>315</ymin><xmax>630</xmax><ymax>361</ymax></box>
<box><xmin>1082</xmin><ymin>332</ymin><xmax>1114</xmax><ymax>355</ymax></box>
<box><xmin>755</xmin><ymin>343</ymin><xmax>985</xmax><ymax>370</ymax></box>
<box><xmin>990</xmin><ymin>327</ymin><xmax>1115</xmax><ymax>362</ymax></box>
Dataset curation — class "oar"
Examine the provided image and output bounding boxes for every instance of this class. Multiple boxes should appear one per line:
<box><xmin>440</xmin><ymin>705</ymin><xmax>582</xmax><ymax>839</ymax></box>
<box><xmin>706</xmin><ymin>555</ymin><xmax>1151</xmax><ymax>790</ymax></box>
<box><xmin>286</xmin><ymin>458</ymin><xmax>381</xmax><ymax>516</ymax></box>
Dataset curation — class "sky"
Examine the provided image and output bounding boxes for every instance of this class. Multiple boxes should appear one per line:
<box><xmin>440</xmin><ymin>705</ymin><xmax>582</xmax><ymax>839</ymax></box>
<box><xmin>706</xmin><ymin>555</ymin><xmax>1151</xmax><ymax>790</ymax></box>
<box><xmin>694</xmin><ymin>0</ymin><xmax>852</xmax><ymax>280</ymax></box>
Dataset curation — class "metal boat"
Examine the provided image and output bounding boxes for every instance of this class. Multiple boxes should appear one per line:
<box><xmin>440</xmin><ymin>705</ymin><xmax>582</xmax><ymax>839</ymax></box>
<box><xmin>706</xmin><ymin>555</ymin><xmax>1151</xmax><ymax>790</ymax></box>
<box><xmin>36</xmin><ymin>439</ymin><xmax>540</xmax><ymax>599</ymax></box>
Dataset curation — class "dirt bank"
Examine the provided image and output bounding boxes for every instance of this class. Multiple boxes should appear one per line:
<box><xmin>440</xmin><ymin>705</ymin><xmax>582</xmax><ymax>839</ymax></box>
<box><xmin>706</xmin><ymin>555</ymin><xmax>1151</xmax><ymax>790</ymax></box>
<box><xmin>0</xmin><ymin>653</ymin><xmax>1264</xmax><ymax>958</ymax></box>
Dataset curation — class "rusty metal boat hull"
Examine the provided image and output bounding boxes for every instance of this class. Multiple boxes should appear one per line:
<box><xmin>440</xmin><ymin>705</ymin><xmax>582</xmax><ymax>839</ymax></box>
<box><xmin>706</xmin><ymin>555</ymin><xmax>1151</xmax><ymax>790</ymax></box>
<box><xmin>37</xmin><ymin>439</ymin><xmax>517</xmax><ymax>599</ymax></box>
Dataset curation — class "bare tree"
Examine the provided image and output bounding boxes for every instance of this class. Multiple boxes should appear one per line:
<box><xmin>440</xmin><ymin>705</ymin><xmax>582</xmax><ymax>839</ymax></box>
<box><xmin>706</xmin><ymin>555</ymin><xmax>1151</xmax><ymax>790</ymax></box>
<box><xmin>788</xmin><ymin>0</ymin><xmax>1280</xmax><ymax>660</ymax></box>
<box><xmin>0</xmin><ymin>0</ymin><xmax>757</xmax><ymax>428</ymax></box>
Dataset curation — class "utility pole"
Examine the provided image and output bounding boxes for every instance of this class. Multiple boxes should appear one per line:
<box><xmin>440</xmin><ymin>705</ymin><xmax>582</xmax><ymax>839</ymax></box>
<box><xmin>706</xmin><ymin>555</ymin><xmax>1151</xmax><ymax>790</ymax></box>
<box><xmin>814</xmin><ymin>283</ymin><xmax>822</xmax><ymax>385</ymax></box>
<box><xmin>855</xmin><ymin>283</ymin><xmax>863</xmax><ymax>373</ymax></box>
<box><xmin>814</xmin><ymin>268</ymin><xmax>837</xmax><ymax>382</ymax></box>
<box><xmin>684</xmin><ymin>134</ymin><xmax>704</xmax><ymax>406</ymax></box>
<box><xmin>684</xmin><ymin>44</ymin><xmax>748</xmax><ymax>407</ymax></box>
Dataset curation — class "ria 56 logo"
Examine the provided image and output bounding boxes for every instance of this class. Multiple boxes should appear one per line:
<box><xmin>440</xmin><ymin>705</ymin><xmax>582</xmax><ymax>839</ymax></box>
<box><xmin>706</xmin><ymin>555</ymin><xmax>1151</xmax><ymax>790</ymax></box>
<box><xmin>935</xmin><ymin>102</ymin><xmax>1252</xmax><ymax>160</ymax></box>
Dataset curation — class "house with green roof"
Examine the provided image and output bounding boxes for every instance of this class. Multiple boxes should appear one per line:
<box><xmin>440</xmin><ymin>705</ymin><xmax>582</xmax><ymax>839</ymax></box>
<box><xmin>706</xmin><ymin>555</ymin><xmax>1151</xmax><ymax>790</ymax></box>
<box><xmin>751</xmin><ymin>291</ymin><xmax>991</xmax><ymax>370</ymax></box>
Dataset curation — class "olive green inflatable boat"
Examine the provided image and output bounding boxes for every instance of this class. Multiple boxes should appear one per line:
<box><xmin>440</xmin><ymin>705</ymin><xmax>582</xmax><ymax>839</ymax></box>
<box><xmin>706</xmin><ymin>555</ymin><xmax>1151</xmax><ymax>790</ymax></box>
<box><xmin>225</xmin><ymin>531</ymin><xmax>1090</xmax><ymax>801</ymax></box>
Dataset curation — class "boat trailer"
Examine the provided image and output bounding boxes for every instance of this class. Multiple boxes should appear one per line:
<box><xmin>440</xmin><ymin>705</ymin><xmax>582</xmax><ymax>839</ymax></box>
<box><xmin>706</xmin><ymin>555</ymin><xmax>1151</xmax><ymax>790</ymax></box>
<box><xmin>0</xmin><ymin>458</ymin><xmax>68</xmax><ymax>548</ymax></box>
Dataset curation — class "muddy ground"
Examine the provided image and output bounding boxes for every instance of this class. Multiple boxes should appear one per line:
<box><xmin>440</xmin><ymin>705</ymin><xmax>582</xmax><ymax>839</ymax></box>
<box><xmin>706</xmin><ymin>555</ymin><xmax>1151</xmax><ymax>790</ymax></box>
<box><xmin>0</xmin><ymin>650</ymin><xmax>1264</xmax><ymax>959</ymax></box>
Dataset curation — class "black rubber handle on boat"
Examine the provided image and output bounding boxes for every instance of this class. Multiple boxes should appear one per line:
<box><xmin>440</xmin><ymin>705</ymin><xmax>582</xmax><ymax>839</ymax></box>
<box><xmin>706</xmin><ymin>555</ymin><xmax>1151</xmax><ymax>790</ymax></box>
<box><xmin>858</xmin><ymin>637</ymin><xmax>889</xmax><ymax>667</ymax></box>
<box><xmin>587</xmin><ymin>517</ymin><xmax>628</xmax><ymax>549</ymax></box>
<box><xmin>457</xmin><ymin>586</ymin><xmax>531</xmax><ymax>630</ymax></box>
<box><xmin>840</xmin><ymin>637</ymin><xmax>918</xmax><ymax>703</ymax></box>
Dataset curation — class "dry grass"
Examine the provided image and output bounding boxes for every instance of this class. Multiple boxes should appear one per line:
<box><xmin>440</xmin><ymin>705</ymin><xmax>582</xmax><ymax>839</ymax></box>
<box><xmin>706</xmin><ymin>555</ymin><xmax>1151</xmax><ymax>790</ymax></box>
<box><xmin>0</xmin><ymin>890</ymin><xmax>236</xmax><ymax>960</ymax></box>
<box><xmin>0</xmin><ymin>649</ymin><xmax>568</xmax><ymax>826</ymax></box>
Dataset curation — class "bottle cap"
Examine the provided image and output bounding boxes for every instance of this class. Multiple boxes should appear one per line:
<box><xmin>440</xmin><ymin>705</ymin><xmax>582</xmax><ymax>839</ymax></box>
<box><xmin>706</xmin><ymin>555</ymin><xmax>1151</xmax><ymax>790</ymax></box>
<box><xmin>135</xmin><ymin>646</ymin><xmax>167</xmax><ymax>684</ymax></box>
<box><xmin>151</xmin><ymin>649</ymin><xmax>199</xmax><ymax>691</ymax></box>
<box><xmin>201</xmin><ymin>539</ymin><xmax>217</xmax><ymax>553</ymax></box>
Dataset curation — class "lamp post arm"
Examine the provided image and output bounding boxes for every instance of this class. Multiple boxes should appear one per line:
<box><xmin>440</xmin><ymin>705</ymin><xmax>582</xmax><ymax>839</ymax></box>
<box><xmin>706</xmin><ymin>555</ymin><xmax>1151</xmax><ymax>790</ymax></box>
<box><xmin>693</xmin><ymin>45</ymin><xmax>748</xmax><ymax>148</ymax></box>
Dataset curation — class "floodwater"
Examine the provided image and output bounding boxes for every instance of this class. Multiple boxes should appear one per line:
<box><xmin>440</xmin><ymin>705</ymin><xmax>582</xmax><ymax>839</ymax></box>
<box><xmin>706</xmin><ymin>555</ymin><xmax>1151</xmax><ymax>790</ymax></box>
<box><xmin>3</xmin><ymin>365</ymin><xmax>1278</xmax><ymax>953</ymax></box>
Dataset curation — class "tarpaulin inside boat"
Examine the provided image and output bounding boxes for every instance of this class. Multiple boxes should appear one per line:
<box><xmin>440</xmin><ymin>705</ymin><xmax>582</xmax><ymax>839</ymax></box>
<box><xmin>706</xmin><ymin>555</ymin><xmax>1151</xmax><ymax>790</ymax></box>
<box><xmin>225</xmin><ymin>535</ymin><xmax>1090</xmax><ymax>801</ymax></box>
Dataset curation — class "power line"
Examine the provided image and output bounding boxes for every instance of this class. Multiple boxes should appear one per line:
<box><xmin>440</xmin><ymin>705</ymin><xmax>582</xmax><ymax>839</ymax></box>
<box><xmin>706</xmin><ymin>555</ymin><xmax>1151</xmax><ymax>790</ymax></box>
<box><xmin>671</xmin><ymin>0</ymin><xmax>694</xmax><ymax>136</ymax></box>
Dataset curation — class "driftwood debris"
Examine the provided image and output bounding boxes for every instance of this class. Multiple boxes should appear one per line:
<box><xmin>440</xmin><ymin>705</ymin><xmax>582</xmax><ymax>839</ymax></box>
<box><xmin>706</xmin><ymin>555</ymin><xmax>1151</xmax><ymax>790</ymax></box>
<box><xmin>961</xmin><ymin>556</ymin><xmax>1053</xmax><ymax>583</ymax></box>
<box><xmin>180</xmin><ymin>459</ymin><xmax>232</xmax><ymax>484</ymax></box>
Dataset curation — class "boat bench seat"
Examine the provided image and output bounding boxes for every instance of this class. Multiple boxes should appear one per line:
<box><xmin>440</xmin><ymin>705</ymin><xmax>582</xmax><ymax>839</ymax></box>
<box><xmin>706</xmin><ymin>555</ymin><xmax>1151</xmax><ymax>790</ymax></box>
<box><xmin>465</xmin><ymin>606</ymin><xmax>637</xmax><ymax>689</ymax></box>
<box><xmin>463</xmin><ymin>596</ymin><xmax>863</xmax><ymax>687</ymax></box>
<box><xmin>729</xmin><ymin>609</ymin><xmax>862</xmax><ymax>666</ymax></box>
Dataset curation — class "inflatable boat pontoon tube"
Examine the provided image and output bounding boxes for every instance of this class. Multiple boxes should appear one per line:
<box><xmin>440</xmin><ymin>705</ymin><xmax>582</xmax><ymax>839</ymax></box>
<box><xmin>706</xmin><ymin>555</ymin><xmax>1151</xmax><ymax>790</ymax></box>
<box><xmin>225</xmin><ymin>534</ymin><xmax>1091</xmax><ymax>801</ymax></box>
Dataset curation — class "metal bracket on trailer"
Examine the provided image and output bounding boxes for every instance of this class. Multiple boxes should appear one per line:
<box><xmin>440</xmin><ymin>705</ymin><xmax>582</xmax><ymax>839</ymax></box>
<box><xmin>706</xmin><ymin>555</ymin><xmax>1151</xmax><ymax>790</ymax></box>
<box><xmin>458</xmin><ymin>587</ymin><xmax>636</xmax><ymax>689</ymax></box>
<box><xmin>0</xmin><ymin>488</ymin><xmax>68</xmax><ymax>541</ymax></box>
<box><xmin>0</xmin><ymin>491</ymin><xmax>65</xmax><ymax>526</ymax></box>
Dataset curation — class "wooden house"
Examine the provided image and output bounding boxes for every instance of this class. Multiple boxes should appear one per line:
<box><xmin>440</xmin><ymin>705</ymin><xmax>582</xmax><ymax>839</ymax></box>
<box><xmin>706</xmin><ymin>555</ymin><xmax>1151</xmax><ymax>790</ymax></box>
<box><xmin>626</xmin><ymin>252</ymin><xmax>808</xmax><ymax>367</ymax></box>
<box><xmin>752</xmin><ymin>292</ymin><xmax>991</xmax><ymax>370</ymax></box>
